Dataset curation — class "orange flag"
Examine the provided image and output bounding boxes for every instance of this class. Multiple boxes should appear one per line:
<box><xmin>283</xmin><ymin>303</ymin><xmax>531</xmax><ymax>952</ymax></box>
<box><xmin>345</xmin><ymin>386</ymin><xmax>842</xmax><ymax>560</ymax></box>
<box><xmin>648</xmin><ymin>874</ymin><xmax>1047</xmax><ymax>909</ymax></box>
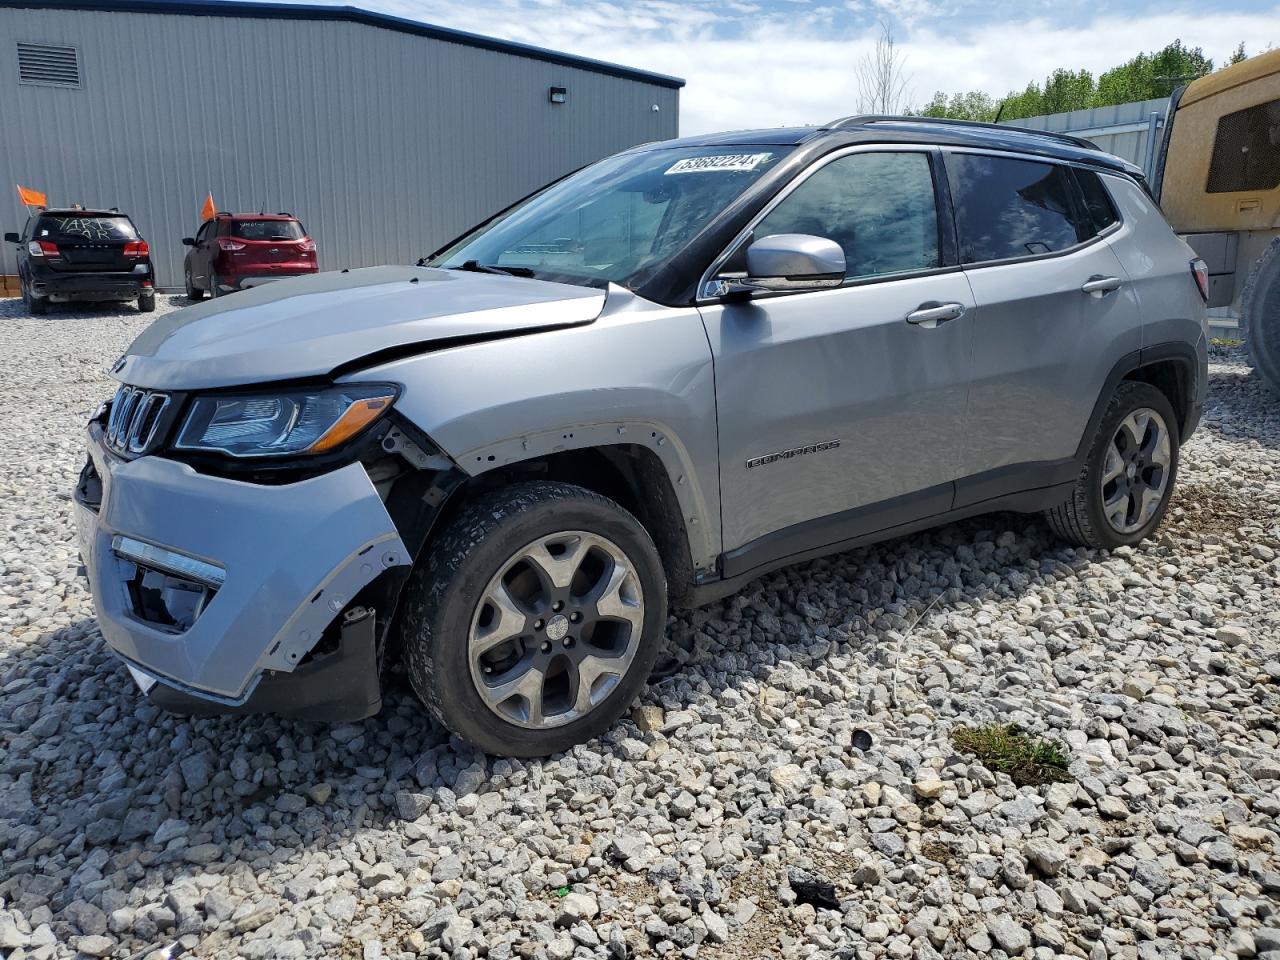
<box><xmin>201</xmin><ymin>193</ymin><xmax>216</xmax><ymax>221</ymax></box>
<box><xmin>17</xmin><ymin>184</ymin><xmax>47</xmax><ymax>208</ymax></box>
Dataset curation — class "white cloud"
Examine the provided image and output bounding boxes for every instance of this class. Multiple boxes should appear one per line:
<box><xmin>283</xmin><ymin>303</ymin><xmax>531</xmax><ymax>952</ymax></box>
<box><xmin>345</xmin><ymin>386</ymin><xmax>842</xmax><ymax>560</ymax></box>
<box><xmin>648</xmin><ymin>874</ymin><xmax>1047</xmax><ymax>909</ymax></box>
<box><xmin>352</xmin><ymin>0</ymin><xmax>1280</xmax><ymax>133</ymax></box>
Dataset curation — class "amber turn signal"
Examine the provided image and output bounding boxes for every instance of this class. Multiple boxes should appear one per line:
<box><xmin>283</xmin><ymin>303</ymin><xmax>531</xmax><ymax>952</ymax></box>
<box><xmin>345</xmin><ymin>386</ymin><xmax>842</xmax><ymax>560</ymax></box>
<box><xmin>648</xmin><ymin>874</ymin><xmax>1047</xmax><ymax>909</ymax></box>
<box><xmin>309</xmin><ymin>395</ymin><xmax>396</xmax><ymax>453</ymax></box>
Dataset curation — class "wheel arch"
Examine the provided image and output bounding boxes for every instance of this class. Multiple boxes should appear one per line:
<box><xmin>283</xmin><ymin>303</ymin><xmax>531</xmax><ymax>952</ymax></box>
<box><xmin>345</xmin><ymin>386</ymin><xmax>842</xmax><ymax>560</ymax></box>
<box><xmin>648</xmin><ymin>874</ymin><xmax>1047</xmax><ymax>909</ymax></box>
<box><xmin>1077</xmin><ymin>343</ymin><xmax>1203</xmax><ymax>460</ymax></box>
<box><xmin>429</xmin><ymin>440</ymin><xmax>699</xmax><ymax>607</ymax></box>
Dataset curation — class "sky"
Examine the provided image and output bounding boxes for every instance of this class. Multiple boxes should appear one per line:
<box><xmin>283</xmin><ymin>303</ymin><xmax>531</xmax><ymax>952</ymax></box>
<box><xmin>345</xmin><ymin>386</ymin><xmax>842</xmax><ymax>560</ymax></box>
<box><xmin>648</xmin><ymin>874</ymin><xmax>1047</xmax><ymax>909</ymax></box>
<box><xmin>293</xmin><ymin>0</ymin><xmax>1280</xmax><ymax>134</ymax></box>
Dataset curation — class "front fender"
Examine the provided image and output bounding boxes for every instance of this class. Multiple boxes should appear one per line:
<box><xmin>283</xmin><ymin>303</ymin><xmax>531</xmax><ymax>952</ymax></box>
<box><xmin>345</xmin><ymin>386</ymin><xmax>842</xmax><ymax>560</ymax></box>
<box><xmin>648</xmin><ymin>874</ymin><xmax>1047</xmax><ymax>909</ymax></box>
<box><xmin>349</xmin><ymin>287</ymin><xmax>722</xmax><ymax>571</ymax></box>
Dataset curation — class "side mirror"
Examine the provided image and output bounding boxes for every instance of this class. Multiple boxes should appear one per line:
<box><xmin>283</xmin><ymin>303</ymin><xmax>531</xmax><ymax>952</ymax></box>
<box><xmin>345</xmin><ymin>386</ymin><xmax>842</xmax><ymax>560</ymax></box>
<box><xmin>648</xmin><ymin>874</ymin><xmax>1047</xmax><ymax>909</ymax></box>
<box><xmin>714</xmin><ymin>234</ymin><xmax>845</xmax><ymax>296</ymax></box>
<box><xmin>3</xmin><ymin>233</ymin><xmax>18</xmax><ymax>244</ymax></box>
<box><xmin>181</xmin><ymin>237</ymin><xmax>195</xmax><ymax>246</ymax></box>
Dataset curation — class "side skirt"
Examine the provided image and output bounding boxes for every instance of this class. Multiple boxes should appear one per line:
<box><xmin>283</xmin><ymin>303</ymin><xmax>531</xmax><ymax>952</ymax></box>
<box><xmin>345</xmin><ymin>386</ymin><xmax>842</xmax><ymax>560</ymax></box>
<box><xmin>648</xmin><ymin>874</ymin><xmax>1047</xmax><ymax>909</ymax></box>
<box><xmin>686</xmin><ymin>478</ymin><xmax>1073</xmax><ymax>609</ymax></box>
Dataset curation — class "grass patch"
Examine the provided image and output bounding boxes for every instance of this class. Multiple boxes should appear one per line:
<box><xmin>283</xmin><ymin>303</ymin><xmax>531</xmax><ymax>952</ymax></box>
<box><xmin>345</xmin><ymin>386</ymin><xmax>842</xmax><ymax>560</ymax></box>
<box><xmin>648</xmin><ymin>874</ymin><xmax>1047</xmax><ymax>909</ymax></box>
<box><xmin>951</xmin><ymin>723</ymin><xmax>1073</xmax><ymax>787</ymax></box>
<box><xmin>1209</xmin><ymin>337</ymin><xmax>1243</xmax><ymax>347</ymax></box>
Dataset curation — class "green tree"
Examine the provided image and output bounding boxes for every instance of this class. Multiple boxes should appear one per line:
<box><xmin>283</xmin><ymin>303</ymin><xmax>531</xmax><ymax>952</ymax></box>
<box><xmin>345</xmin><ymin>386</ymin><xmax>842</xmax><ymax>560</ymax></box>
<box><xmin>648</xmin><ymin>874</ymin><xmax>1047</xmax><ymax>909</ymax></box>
<box><xmin>1040</xmin><ymin>68</ymin><xmax>1096</xmax><ymax>114</ymax></box>
<box><xmin>915</xmin><ymin>89</ymin><xmax>998</xmax><ymax>121</ymax></box>
<box><xmin>1095</xmin><ymin>40</ymin><xmax>1213</xmax><ymax>104</ymax></box>
<box><xmin>1228</xmin><ymin>42</ymin><xmax>1248</xmax><ymax>65</ymax></box>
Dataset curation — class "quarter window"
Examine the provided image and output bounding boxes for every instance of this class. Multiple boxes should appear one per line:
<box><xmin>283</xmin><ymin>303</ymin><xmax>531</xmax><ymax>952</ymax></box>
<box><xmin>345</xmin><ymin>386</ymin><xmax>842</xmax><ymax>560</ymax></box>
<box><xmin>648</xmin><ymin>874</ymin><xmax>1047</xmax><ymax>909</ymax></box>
<box><xmin>1206</xmin><ymin>98</ymin><xmax>1280</xmax><ymax>194</ymax></box>
<box><xmin>753</xmin><ymin>152</ymin><xmax>940</xmax><ymax>281</ymax></box>
<box><xmin>946</xmin><ymin>154</ymin><xmax>1082</xmax><ymax>263</ymax></box>
<box><xmin>1072</xmin><ymin>169</ymin><xmax>1119</xmax><ymax>236</ymax></box>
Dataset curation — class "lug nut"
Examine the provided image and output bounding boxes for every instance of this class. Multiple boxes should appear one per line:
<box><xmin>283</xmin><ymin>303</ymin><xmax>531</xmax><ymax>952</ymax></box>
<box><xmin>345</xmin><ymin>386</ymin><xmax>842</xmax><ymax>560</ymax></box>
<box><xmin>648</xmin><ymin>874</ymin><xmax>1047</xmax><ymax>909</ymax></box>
<box><xmin>534</xmin><ymin>619</ymin><xmax>544</xmax><ymax>631</ymax></box>
<box><xmin>563</xmin><ymin>637</ymin><xmax>575</xmax><ymax>648</ymax></box>
<box><xmin>541</xmin><ymin>640</ymin><xmax>552</xmax><ymax>653</ymax></box>
<box><xmin>552</xmin><ymin>600</ymin><xmax>564</xmax><ymax>612</ymax></box>
<box><xmin>569</xmin><ymin>611</ymin><xmax>582</xmax><ymax>623</ymax></box>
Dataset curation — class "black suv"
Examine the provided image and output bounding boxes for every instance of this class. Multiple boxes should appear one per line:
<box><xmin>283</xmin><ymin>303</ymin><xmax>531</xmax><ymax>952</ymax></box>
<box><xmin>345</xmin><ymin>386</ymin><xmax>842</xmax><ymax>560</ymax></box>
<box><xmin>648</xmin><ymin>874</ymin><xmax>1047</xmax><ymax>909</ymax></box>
<box><xmin>5</xmin><ymin>208</ymin><xmax>156</xmax><ymax>314</ymax></box>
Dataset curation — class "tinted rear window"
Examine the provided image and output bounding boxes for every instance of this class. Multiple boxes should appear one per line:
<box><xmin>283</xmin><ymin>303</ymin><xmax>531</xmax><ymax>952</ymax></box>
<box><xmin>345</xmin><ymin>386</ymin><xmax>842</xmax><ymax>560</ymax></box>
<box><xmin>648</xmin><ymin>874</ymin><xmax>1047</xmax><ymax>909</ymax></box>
<box><xmin>34</xmin><ymin>215</ymin><xmax>137</xmax><ymax>243</ymax></box>
<box><xmin>946</xmin><ymin>154</ymin><xmax>1082</xmax><ymax>263</ymax></box>
<box><xmin>230</xmin><ymin>219</ymin><xmax>305</xmax><ymax>241</ymax></box>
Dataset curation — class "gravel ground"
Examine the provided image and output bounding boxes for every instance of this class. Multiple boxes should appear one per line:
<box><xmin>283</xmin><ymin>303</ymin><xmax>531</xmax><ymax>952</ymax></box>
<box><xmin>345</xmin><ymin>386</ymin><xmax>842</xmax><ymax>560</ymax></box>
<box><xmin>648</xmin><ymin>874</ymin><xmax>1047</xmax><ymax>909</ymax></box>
<box><xmin>0</xmin><ymin>295</ymin><xmax>1277</xmax><ymax>960</ymax></box>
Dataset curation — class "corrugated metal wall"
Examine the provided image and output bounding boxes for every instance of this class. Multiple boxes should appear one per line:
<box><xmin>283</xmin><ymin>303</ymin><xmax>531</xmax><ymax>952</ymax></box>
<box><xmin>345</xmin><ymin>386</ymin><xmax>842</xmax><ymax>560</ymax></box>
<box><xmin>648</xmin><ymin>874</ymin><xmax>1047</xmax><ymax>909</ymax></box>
<box><xmin>1004</xmin><ymin>98</ymin><xmax>1170</xmax><ymax>176</ymax></box>
<box><xmin>0</xmin><ymin>6</ymin><xmax>680</xmax><ymax>285</ymax></box>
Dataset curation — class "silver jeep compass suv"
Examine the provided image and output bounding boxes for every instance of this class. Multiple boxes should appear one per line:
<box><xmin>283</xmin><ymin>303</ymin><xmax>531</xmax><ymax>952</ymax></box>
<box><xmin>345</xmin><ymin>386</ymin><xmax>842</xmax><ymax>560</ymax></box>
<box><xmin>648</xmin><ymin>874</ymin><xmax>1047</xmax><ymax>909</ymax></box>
<box><xmin>76</xmin><ymin>116</ymin><xmax>1209</xmax><ymax>757</ymax></box>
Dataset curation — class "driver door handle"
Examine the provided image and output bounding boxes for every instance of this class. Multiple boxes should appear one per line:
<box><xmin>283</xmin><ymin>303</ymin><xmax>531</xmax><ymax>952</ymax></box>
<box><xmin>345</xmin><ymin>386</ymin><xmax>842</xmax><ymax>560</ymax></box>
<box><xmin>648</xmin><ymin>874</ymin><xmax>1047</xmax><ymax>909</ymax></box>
<box><xmin>906</xmin><ymin>301</ymin><xmax>966</xmax><ymax>328</ymax></box>
<box><xmin>1081</xmin><ymin>275</ymin><xmax>1122</xmax><ymax>296</ymax></box>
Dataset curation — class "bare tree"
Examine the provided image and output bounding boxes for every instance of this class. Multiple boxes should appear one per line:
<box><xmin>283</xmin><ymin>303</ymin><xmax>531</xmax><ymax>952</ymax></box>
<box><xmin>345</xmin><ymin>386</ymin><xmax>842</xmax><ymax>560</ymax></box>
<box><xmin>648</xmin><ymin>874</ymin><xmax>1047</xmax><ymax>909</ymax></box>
<box><xmin>856</xmin><ymin>20</ymin><xmax>911</xmax><ymax>115</ymax></box>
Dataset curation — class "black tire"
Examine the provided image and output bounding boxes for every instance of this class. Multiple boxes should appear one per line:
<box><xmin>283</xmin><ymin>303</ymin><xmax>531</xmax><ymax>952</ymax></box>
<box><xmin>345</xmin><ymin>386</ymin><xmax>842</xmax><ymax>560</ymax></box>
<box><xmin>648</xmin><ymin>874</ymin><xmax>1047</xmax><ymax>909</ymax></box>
<box><xmin>208</xmin><ymin>274</ymin><xmax>220</xmax><ymax>299</ymax></box>
<box><xmin>138</xmin><ymin>293</ymin><xmax>155</xmax><ymax>313</ymax></box>
<box><xmin>1242</xmin><ymin>235</ymin><xmax>1280</xmax><ymax>397</ymax></box>
<box><xmin>399</xmin><ymin>481</ymin><xmax>667</xmax><ymax>757</ymax></box>
<box><xmin>22</xmin><ymin>278</ymin><xmax>47</xmax><ymax>315</ymax></box>
<box><xmin>184</xmin><ymin>268</ymin><xmax>204</xmax><ymax>301</ymax></box>
<box><xmin>1046</xmin><ymin>381</ymin><xmax>1180</xmax><ymax>549</ymax></box>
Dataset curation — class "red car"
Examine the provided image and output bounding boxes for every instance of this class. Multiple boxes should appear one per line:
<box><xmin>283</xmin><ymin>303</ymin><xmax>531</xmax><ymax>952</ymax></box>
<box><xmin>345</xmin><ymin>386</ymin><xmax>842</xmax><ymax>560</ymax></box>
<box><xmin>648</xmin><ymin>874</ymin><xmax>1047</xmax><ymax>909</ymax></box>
<box><xmin>182</xmin><ymin>212</ymin><xmax>317</xmax><ymax>298</ymax></box>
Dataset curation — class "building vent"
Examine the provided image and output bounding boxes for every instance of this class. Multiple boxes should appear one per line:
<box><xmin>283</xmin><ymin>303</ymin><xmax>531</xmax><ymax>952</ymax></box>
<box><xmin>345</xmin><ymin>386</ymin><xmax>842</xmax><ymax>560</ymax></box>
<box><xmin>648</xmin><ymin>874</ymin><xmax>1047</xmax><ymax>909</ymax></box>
<box><xmin>17</xmin><ymin>42</ymin><xmax>80</xmax><ymax>88</ymax></box>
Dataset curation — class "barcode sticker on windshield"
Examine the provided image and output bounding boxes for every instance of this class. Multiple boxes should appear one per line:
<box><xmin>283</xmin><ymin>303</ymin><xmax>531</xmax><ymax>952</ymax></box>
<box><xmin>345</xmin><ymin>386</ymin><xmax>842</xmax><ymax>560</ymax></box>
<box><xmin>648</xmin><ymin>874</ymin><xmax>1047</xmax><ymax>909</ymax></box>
<box><xmin>664</xmin><ymin>153</ymin><xmax>772</xmax><ymax>175</ymax></box>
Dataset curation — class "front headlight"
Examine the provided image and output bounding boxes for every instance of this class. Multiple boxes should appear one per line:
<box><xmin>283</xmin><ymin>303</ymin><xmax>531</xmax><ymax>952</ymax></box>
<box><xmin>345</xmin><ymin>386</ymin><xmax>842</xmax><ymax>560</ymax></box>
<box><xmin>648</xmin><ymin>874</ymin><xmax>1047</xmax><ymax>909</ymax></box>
<box><xmin>175</xmin><ymin>383</ymin><xmax>398</xmax><ymax>458</ymax></box>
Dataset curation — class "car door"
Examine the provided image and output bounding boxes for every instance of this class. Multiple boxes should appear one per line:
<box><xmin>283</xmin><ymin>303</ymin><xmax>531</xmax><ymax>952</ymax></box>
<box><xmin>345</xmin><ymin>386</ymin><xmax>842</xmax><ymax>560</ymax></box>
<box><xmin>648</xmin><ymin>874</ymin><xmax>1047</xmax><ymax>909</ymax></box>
<box><xmin>190</xmin><ymin>220</ymin><xmax>214</xmax><ymax>285</ymax></box>
<box><xmin>699</xmin><ymin>147</ymin><xmax>976</xmax><ymax>576</ymax></box>
<box><xmin>943</xmin><ymin>151</ymin><xmax>1142</xmax><ymax>506</ymax></box>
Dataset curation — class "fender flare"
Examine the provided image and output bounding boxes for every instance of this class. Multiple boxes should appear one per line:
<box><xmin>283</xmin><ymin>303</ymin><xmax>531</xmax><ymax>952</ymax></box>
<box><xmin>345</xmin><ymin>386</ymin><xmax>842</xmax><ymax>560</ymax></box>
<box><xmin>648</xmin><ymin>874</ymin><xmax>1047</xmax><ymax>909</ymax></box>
<box><xmin>452</xmin><ymin>418</ymin><xmax>719</xmax><ymax>573</ymax></box>
<box><xmin>1075</xmin><ymin>342</ymin><xmax>1202</xmax><ymax>460</ymax></box>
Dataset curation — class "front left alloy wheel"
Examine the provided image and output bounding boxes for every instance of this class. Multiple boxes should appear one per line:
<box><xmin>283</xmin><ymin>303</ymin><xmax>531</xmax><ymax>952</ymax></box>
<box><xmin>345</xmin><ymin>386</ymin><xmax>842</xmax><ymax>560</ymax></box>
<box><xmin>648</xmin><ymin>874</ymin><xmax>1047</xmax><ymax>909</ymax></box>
<box><xmin>399</xmin><ymin>482</ymin><xmax>667</xmax><ymax>757</ymax></box>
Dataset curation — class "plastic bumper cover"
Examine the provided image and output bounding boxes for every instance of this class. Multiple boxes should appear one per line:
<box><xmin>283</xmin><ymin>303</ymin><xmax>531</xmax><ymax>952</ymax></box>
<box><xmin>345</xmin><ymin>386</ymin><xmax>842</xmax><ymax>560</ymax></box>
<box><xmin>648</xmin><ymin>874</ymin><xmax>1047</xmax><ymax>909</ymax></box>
<box><xmin>30</xmin><ymin>267</ymin><xmax>150</xmax><ymax>300</ymax></box>
<box><xmin>75</xmin><ymin>423</ymin><xmax>410</xmax><ymax>715</ymax></box>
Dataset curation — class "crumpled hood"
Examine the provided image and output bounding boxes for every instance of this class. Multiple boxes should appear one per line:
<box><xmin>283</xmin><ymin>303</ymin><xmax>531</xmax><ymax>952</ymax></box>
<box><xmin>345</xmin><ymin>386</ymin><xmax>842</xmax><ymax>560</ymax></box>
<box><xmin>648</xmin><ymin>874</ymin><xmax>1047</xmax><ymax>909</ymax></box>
<box><xmin>114</xmin><ymin>265</ymin><xmax>607</xmax><ymax>390</ymax></box>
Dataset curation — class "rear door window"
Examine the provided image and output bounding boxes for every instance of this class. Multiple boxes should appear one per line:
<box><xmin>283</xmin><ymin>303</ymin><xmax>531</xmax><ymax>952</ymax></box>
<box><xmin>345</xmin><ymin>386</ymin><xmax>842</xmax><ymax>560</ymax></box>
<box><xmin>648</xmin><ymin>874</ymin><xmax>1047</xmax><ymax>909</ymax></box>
<box><xmin>753</xmin><ymin>151</ymin><xmax>941</xmax><ymax>280</ymax></box>
<box><xmin>34</xmin><ymin>215</ymin><xmax>137</xmax><ymax>243</ymax></box>
<box><xmin>230</xmin><ymin>219</ymin><xmax>305</xmax><ymax>241</ymax></box>
<box><xmin>945</xmin><ymin>154</ymin><xmax>1083</xmax><ymax>263</ymax></box>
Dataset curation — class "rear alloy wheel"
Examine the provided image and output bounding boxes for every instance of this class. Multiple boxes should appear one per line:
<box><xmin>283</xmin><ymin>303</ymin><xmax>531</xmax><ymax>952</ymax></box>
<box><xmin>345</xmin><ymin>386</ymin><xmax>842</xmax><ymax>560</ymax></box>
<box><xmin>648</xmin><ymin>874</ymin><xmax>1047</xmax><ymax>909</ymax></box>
<box><xmin>184</xmin><ymin>267</ymin><xmax>204</xmax><ymax>301</ymax></box>
<box><xmin>208</xmin><ymin>274</ymin><xmax>221</xmax><ymax>299</ymax></box>
<box><xmin>1046</xmin><ymin>381</ymin><xmax>1179</xmax><ymax>549</ymax></box>
<box><xmin>399</xmin><ymin>482</ymin><xmax>666</xmax><ymax>757</ymax></box>
<box><xmin>1097</xmin><ymin>408</ymin><xmax>1173</xmax><ymax>534</ymax></box>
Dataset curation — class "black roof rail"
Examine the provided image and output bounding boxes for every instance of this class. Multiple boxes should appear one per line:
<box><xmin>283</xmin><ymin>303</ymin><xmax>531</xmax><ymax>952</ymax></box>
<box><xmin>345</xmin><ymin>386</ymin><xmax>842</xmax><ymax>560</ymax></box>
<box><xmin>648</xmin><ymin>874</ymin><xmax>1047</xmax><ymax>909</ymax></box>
<box><xmin>822</xmin><ymin>114</ymin><xmax>1099</xmax><ymax>150</ymax></box>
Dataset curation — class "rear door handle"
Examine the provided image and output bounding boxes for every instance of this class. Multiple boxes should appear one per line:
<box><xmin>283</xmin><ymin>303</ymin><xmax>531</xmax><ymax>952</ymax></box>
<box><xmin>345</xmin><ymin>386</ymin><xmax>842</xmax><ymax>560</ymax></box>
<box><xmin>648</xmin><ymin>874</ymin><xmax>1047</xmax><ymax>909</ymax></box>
<box><xmin>905</xmin><ymin>301</ymin><xmax>965</xmax><ymax>328</ymax></box>
<box><xmin>1081</xmin><ymin>275</ymin><xmax>1122</xmax><ymax>296</ymax></box>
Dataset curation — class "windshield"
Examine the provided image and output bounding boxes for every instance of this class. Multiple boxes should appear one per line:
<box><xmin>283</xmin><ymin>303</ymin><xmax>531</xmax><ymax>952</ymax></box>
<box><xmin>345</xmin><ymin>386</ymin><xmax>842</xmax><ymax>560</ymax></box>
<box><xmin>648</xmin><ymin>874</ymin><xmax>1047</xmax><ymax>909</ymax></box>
<box><xmin>231</xmin><ymin>219</ymin><xmax>306</xmax><ymax>241</ymax></box>
<box><xmin>35</xmin><ymin>215</ymin><xmax>137</xmax><ymax>243</ymax></box>
<box><xmin>428</xmin><ymin>146</ymin><xmax>792</xmax><ymax>288</ymax></box>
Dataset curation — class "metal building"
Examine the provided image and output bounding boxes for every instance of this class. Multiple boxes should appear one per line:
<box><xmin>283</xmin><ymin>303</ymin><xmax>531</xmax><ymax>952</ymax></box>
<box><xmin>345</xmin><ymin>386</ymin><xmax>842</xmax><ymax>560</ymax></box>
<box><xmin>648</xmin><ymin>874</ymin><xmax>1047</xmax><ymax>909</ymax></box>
<box><xmin>1002</xmin><ymin>98</ymin><xmax>1170</xmax><ymax>178</ymax></box>
<box><xmin>0</xmin><ymin>0</ymin><xmax>683</xmax><ymax>287</ymax></box>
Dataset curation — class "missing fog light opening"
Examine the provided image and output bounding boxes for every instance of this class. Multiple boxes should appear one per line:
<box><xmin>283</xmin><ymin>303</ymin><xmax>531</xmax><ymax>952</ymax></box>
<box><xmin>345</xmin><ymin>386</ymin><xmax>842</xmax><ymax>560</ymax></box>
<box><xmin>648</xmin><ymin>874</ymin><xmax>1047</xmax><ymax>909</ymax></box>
<box><xmin>549</xmin><ymin>86</ymin><xmax>567</xmax><ymax>104</ymax></box>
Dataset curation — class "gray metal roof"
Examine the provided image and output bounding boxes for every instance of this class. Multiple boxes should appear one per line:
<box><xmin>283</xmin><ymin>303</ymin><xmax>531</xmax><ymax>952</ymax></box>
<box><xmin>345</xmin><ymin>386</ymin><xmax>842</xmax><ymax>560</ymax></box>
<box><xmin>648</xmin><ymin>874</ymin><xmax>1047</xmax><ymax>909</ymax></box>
<box><xmin>0</xmin><ymin>0</ymin><xmax>686</xmax><ymax>88</ymax></box>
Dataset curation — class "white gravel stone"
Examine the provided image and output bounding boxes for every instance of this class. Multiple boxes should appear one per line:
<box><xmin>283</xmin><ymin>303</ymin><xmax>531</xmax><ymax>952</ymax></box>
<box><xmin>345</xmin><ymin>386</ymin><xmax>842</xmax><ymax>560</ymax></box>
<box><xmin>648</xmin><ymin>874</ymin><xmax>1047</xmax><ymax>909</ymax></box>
<box><xmin>0</xmin><ymin>302</ymin><xmax>1277</xmax><ymax>959</ymax></box>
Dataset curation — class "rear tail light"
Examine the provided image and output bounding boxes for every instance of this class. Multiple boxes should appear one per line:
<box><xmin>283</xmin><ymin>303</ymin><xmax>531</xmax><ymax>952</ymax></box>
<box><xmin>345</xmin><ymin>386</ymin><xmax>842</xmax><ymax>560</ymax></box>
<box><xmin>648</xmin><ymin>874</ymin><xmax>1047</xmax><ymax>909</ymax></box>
<box><xmin>298</xmin><ymin>237</ymin><xmax>316</xmax><ymax>253</ymax></box>
<box><xmin>28</xmin><ymin>240</ymin><xmax>58</xmax><ymax>257</ymax></box>
<box><xmin>217</xmin><ymin>239</ymin><xmax>246</xmax><ymax>252</ymax></box>
<box><xmin>1191</xmin><ymin>258</ymin><xmax>1210</xmax><ymax>304</ymax></box>
<box><xmin>123</xmin><ymin>240</ymin><xmax>150</xmax><ymax>258</ymax></box>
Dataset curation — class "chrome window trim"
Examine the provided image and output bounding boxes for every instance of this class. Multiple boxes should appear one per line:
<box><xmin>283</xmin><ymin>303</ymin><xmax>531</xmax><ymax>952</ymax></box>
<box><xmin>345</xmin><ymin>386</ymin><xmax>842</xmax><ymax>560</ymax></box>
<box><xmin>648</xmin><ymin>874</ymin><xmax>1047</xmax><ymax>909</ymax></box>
<box><xmin>696</xmin><ymin>143</ymin><xmax>946</xmax><ymax>304</ymax></box>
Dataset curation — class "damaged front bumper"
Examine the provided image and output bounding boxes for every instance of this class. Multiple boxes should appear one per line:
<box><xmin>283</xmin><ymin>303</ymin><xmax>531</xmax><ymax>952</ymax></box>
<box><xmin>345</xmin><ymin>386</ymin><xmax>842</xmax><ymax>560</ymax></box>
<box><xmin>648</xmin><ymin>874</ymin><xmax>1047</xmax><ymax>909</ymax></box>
<box><xmin>74</xmin><ymin>423</ymin><xmax>411</xmax><ymax>721</ymax></box>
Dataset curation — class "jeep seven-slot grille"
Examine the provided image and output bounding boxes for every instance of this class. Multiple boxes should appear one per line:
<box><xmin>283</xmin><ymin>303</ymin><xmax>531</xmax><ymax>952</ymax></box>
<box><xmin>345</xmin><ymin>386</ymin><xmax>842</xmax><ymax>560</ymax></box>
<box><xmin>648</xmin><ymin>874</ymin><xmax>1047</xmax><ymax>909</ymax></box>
<box><xmin>106</xmin><ymin>386</ymin><xmax>170</xmax><ymax>456</ymax></box>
